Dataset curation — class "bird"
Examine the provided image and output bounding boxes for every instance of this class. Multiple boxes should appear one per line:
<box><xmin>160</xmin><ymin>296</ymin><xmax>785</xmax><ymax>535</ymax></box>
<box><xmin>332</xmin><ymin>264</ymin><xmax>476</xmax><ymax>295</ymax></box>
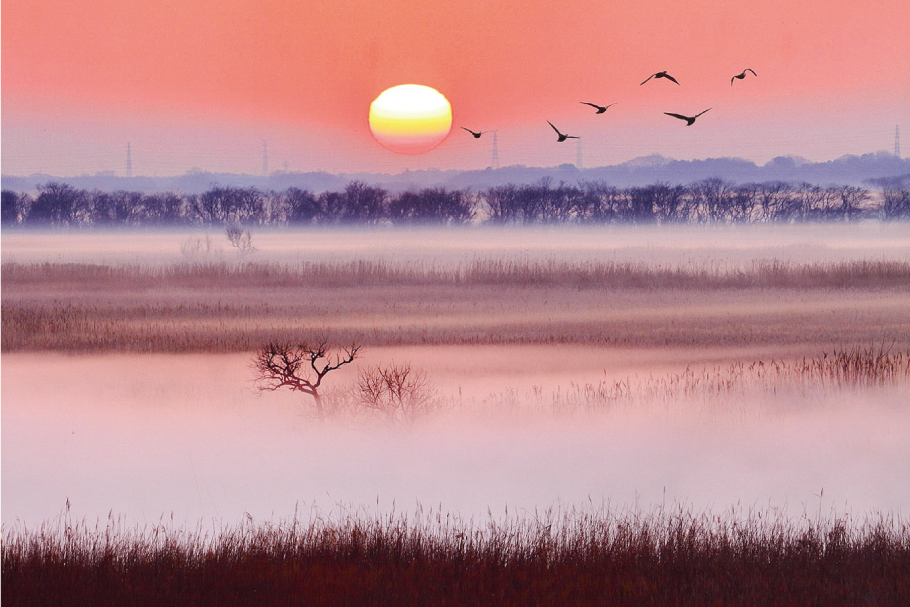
<box><xmin>580</xmin><ymin>102</ymin><xmax>617</xmax><ymax>114</ymax></box>
<box><xmin>731</xmin><ymin>68</ymin><xmax>757</xmax><ymax>85</ymax></box>
<box><xmin>461</xmin><ymin>127</ymin><xmax>490</xmax><ymax>139</ymax></box>
<box><xmin>547</xmin><ymin>121</ymin><xmax>579</xmax><ymax>142</ymax></box>
<box><xmin>664</xmin><ymin>108</ymin><xmax>712</xmax><ymax>126</ymax></box>
<box><xmin>641</xmin><ymin>71</ymin><xmax>680</xmax><ymax>86</ymax></box>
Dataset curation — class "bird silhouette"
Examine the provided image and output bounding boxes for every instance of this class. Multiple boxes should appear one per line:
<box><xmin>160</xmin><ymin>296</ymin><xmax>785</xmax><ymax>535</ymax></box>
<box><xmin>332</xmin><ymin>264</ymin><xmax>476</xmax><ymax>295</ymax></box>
<box><xmin>461</xmin><ymin>127</ymin><xmax>491</xmax><ymax>139</ymax></box>
<box><xmin>664</xmin><ymin>108</ymin><xmax>711</xmax><ymax>126</ymax></box>
<box><xmin>730</xmin><ymin>68</ymin><xmax>757</xmax><ymax>85</ymax></box>
<box><xmin>547</xmin><ymin>121</ymin><xmax>579</xmax><ymax>142</ymax></box>
<box><xmin>641</xmin><ymin>71</ymin><xmax>680</xmax><ymax>86</ymax></box>
<box><xmin>580</xmin><ymin>102</ymin><xmax>617</xmax><ymax>114</ymax></box>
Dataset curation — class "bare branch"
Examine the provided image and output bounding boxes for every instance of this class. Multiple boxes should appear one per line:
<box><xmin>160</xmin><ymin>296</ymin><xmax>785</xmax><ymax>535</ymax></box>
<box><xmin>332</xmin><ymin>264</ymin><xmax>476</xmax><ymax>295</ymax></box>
<box><xmin>355</xmin><ymin>361</ymin><xmax>441</xmax><ymax>423</ymax></box>
<box><xmin>252</xmin><ymin>340</ymin><xmax>361</xmax><ymax>418</ymax></box>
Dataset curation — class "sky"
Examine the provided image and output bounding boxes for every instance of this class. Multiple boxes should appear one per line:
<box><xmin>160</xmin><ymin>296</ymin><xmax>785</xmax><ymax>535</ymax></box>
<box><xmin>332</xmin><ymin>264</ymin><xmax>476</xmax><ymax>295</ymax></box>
<box><xmin>2</xmin><ymin>0</ymin><xmax>909</xmax><ymax>177</ymax></box>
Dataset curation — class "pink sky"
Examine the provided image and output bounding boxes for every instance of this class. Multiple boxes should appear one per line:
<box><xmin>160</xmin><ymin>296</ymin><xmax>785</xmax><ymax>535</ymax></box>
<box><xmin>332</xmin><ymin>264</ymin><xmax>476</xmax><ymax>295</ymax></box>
<box><xmin>2</xmin><ymin>0</ymin><xmax>908</xmax><ymax>176</ymax></box>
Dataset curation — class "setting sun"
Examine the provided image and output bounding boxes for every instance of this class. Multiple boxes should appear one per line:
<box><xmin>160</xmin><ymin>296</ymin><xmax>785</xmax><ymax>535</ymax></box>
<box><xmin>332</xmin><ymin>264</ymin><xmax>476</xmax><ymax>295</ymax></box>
<box><xmin>369</xmin><ymin>84</ymin><xmax>452</xmax><ymax>155</ymax></box>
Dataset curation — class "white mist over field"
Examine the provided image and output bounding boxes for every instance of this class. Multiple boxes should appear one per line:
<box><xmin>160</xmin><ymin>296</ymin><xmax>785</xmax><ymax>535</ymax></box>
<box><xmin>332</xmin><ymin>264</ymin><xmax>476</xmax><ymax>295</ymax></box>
<box><xmin>3</xmin><ymin>223</ymin><xmax>909</xmax><ymax>268</ymax></box>
<box><xmin>3</xmin><ymin>352</ymin><xmax>909</xmax><ymax>527</ymax></box>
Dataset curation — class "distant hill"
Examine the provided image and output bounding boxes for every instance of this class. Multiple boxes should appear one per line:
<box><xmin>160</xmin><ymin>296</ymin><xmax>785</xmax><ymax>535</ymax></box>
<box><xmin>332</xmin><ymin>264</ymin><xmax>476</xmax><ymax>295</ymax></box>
<box><xmin>3</xmin><ymin>152</ymin><xmax>908</xmax><ymax>194</ymax></box>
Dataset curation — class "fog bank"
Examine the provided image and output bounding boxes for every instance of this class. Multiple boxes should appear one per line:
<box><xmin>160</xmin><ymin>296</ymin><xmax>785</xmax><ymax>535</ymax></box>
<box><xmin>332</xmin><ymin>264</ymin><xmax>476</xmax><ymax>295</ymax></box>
<box><xmin>3</xmin><ymin>352</ymin><xmax>907</xmax><ymax>527</ymax></box>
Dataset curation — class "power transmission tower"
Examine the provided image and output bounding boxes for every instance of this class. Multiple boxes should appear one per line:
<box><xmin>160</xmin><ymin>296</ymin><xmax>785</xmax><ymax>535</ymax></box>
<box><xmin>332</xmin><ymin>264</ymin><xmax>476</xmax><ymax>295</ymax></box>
<box><xmin>895</xmin><ymin>125</ymin><xmax>901</xmax><ymax>159</ymax></box>
<box><xmin>126</xmin><ymin>142</ymin><xmax>133</xmax><ymax>178</ymax></box>
<box><xmin>576</xmin><ymin>138</ymin><xmax>583</xmax><ymax>169</ymax></box>
<box><xmin>490</xmin><ymin>131</ymin><xmax>500</xmax><ymax>169</ymax></box>
<box><xmin>262</xmin><ymin>140</ymin><xmax>269</xmax><ymax>176</ymax></box>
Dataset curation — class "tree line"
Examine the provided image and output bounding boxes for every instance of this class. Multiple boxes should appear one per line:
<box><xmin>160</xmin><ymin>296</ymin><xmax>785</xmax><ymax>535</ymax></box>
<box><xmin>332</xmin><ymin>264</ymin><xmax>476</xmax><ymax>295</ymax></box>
<box><xmin>3</xmin><ymin>177</ymin><xmax>909</xmax><ymax>227</ymax></box>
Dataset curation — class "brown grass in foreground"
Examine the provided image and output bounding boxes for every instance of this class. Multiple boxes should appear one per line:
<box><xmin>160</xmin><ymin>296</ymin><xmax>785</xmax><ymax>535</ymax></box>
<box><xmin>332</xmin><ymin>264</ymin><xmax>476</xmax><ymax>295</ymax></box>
<box><xmin>3</xmin><ymin>505</ymin><xmax>908</xmax><ymax>607</ymax></box>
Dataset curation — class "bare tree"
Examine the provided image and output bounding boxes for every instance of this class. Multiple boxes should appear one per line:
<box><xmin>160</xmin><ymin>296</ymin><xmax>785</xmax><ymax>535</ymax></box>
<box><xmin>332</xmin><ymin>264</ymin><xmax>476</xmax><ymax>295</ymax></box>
<box><xmin>882</xmin><ymin>187</ymin><xmax>910</xmax><ymax>220</ymax></box>
<box><xmin>483</xmin><ymin>184</ymin><xmax>524</xmax><ymax>224</ymax></box>
<box><xmin>0</xmin><ymin>190</ymin><xmax>24</xmax><ymax>225</ymax></box>
<box><xmin>190</xmin><ymin>186</ymin><xmax>265</xmax><ymax>224</ymax></box>
<box><xmin>355</xmin><ymin>362</ymin><xmax>440</xmax><ymax>423</ymax></box>
<box><xmin>730</xmin><ymin>183</ymin><xmax>760</xmax><ymax>223</ymax></box>
<box><xmin>253</xmin><ymin>341</ymin><xmax>360</xmax><ymax>419</ymax></box>
<box><xmin>225</xmin><ymin>222</ymin><xmax>255</xmax><ymax>254</ymax></box>
<box><xmin>836</xmin><ymin>185</ymin><xmax>870</xmax><ymax>221</ymax></box>
<box><xmin>180</xmin><ymin>234</ymin><xmax>216</xmax><ymax>260</ymax></box>
<box><xmin>755</xmin><ymin>181</ymin><xmax>794</xmax><ymax>222</ymax></box>
<box><xmin>690</xmin><ymin>178</ymin><xmax>735</xmax><ymax>223</ymax></box>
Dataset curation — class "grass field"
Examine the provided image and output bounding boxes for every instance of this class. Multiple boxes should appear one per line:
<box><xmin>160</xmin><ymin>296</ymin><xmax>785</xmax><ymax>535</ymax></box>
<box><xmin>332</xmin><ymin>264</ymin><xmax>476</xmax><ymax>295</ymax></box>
<box><xmin>3</xmin><ymin>258</ymin><xmax>909</xmax><ymax>353</ymax></box>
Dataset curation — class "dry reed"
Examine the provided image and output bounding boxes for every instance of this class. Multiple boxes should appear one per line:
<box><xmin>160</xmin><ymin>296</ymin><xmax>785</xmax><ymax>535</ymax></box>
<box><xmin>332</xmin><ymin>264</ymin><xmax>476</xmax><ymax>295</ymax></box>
<box><xmin>4</xmin><ymin>502</ymin><xmax>908</xmax><ymax>606</ymax></box>
<box><xmin>481</xmin><ymin>346</ymin><xmax>910</xmax><ymax>417</ymax></box>
<box><xmin>4</xmin><ymin>258</ymin><xmax>910</xmax><ymax>289</ymax></box>
<box><xmin>4</xmin><ymin>259</ymin><xmax>909</xmax><ymax>353</ymax></box>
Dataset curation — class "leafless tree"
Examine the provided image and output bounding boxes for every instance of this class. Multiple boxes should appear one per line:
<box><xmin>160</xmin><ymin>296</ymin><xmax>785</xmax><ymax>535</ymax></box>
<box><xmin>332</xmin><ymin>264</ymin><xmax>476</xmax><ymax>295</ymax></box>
<box><xmin>253</xmin><ymin>341</ymin><xmax>360</xmax><ymax>419</ymax></box>
<box><xmin>225</xmin><ymin>222</ymin><xmax>255</xmax><ymax>254</ymax></box>
<box><xmin>482</xmin><ymin>184</ymin><xmax>523</xmax><ymax>224</ymax></box>
<box><xmin>755</xmin><ymin>181</ymin><xmax>794</xmax><ymax>222</ymax></box>
<box><xmin>690</xmin><ymin>178</ymin><xmax>735</xmax><ymax>223</ymax></box>
<box><xmin>355</xmin><ymin>362</ymin><xmax>441</xmax><ymax>423</ymax></box>
<box><xmin>730</xmin><ymin>183</ymin><xmax>760</xmax><ymax>223</ymax></box>
<box><xmin>836</xmin><ymin>185</ymin><xmax>870</xmax><ymax>221</ymax></box>
<box><xmin>882</xmin><ymin>187</ymin><xmax>910</xmax><ymax>220</ymax></box>
<box><xmin>180</xmin><ymin>234</ymin><xmax>216</xmax><ymax>260</ymax></box>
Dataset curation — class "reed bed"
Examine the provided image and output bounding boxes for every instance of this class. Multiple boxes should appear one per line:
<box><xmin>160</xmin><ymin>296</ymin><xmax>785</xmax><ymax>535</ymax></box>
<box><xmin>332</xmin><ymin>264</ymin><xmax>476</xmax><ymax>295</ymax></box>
<box><xmin>4</xmin><ymin>257</ymin><xmax>910</xmax><ymax>289</ymax></box>
<box><xmin>482</xmin><ymin>346</ymin><xmax>910</xmax><ymax>417</ymax></box>
<box><xmin>4</xmin><ymin>259</ymin><xmax>909</xmax><ymax>353</ymax></box>
<box><xmin>4</xmin><ymin>503</ymin><xmax>907</xmax><ymax>607</ymax></box>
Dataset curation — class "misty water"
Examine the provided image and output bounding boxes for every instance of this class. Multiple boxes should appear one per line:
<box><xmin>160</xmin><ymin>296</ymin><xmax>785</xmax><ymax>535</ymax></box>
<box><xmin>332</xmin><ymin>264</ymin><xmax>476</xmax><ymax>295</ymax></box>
<box><xmin>2</xmin><ymin>224</ymin><xmax>909</xmax><ymax>527</ymax></box>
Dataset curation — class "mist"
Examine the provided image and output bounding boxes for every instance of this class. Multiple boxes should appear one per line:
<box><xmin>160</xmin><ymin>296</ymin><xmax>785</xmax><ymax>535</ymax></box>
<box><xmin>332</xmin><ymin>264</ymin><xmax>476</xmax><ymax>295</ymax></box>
<box><xmin>3</xmin><ymin>222</ymin><xmax>909</xmax><ymax>268</ymax></box>
<box><xmin>3</xmin><ymin>351</ymin><xmax>908</xmax><ymax>527</ymax></box>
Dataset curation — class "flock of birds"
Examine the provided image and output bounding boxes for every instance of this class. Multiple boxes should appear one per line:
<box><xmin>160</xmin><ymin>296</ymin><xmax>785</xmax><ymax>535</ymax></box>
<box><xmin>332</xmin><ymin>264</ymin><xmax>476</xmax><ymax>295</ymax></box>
<box><xmin>461</xmin><ymin>68</ymin><xmax>758</xmax><ymax>142</ymax></box>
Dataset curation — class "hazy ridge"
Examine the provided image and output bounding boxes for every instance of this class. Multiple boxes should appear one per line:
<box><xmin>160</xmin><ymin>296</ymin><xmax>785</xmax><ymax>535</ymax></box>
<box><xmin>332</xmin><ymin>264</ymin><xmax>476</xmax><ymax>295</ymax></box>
<box><xmin>3</xmin><ymin>151</ymin><xmax>908</xmax><ymax>194</ymax></box>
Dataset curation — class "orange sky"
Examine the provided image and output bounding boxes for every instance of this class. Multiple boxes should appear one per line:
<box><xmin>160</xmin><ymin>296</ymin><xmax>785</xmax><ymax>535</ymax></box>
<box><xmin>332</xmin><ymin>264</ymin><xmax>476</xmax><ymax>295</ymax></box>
<box><xmin>2</xmin><ymin>0</ymin><xmax>909</xmax><ymax>176</ymax></box>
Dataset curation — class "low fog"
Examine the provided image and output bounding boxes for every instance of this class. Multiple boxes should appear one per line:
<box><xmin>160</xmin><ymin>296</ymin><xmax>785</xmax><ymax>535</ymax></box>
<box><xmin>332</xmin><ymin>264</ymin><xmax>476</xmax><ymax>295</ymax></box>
<box><xmin>2</xmin><ymin>222</ymin><xmax>909</xmax><ymax>270</ymax></box>
<box><xmin>3</xmin><ymin>352</ymin><xmax>908</xmax><ymax>527</ymax></box>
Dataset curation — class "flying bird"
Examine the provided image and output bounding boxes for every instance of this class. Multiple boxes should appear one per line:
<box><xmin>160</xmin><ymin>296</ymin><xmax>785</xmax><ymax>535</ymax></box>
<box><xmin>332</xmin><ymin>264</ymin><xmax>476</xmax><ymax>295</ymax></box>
<box><xmin>547</xmin><ymin>121</ymin><xmax>579</xmax><ymax>142</ymax></box>
<box><xmin>664</xmin><ymin>108</ymin><xmax>712</xmax><ymax>126</ymax></box>
<box><xmin>731</xmin><ymin>68</ymin><xmax>757</xmax><ymax>85</ymax></box>
<box><xmin>580</xmin><ymin>102</ymin><xmax>617</xmax><ymax>114</ymax></box>
<box><xmin>641</xmin><ymin>71</ymin><xmax>680</xmax><ymax>86</ymax></box>
<box><xmin>461</xmin><ymin>127</ymin><xmax>489</xmax><ymax>138</ymax></box>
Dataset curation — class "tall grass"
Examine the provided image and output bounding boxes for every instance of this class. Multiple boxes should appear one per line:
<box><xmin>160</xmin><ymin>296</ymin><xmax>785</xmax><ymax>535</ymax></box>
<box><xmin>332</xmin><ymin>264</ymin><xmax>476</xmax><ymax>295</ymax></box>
<box><xmin>4</xmin><ymin>258</ymin><xmax>910</xmax><ymax>289</ymax></box>
<box><xmin>4</xmin><ymin>259</ymin><xmax>909</xmax><ymax>353</ymax></box>
<box><xmin>4</xmin><ymin>503</ymin><xmax>908</xmax><ymax>606</ymax></box>
<box><xmin>491</xmin><ymin>346</ymin><xmax>910</xmax><ymax>417</ymax></box>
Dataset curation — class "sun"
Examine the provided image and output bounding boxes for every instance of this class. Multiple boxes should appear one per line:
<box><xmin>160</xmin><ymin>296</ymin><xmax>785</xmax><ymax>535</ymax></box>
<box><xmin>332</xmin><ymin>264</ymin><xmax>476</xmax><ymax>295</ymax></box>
<box><xmin>369</xmin><ymin>84</ymin><xmax>453</xmax><ymax>155</ymax></box>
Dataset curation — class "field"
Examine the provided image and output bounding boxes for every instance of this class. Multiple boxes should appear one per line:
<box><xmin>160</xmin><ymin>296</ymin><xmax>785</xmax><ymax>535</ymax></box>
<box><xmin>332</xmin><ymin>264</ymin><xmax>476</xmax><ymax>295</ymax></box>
<box><xmin>3</xmin><ymin>224</ymin><xmax>910</xmax><ymax>604</ymax></box>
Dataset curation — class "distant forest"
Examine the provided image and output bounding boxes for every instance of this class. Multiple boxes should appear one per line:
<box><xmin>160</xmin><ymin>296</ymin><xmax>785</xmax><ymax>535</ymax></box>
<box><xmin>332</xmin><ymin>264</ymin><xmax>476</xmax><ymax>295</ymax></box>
<box><xmin>3</xmin><ymin>177</ymin><xmax>910</xmax><ymax>228</ymax></box>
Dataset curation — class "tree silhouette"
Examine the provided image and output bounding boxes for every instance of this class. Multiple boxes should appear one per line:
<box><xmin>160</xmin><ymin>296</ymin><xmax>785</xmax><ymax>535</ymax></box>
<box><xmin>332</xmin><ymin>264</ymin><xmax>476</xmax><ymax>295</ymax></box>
<box><xmin>355</xmin><ymin>362</ymin><xmax>441</xmax><ymax>423</ymax></box>
<box><xmin>1</xmin><ymin>190</ymin><xmax>18</xmax><ymax>224</ymax></box>
<box><xmin>882</xmin><ymin>187</ymin><xmax>910</xmax><ymax>220</ymax></box>
<box><xmin>225</xmin><ymin>222</ymin><xmax>255</xmax><ymax>254</ymax></box>
<box><xmin>29</xmin><ymin>182</ymin><xmax>88</xmax><ymax>226</ymax></box>
<box><xmin>388</xmin><ymin>188</ymin><xmax>476</xmax><ymax>225</ymax></box>
<box><xmin>285</xmin><ymin>187</ymin><xmax>322</xmax><ymax>224</ymax></box>
<box><xmin>253</xmin><ymin>341</ymin><xmax>361</xmax><ymax>419</ymax></box>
